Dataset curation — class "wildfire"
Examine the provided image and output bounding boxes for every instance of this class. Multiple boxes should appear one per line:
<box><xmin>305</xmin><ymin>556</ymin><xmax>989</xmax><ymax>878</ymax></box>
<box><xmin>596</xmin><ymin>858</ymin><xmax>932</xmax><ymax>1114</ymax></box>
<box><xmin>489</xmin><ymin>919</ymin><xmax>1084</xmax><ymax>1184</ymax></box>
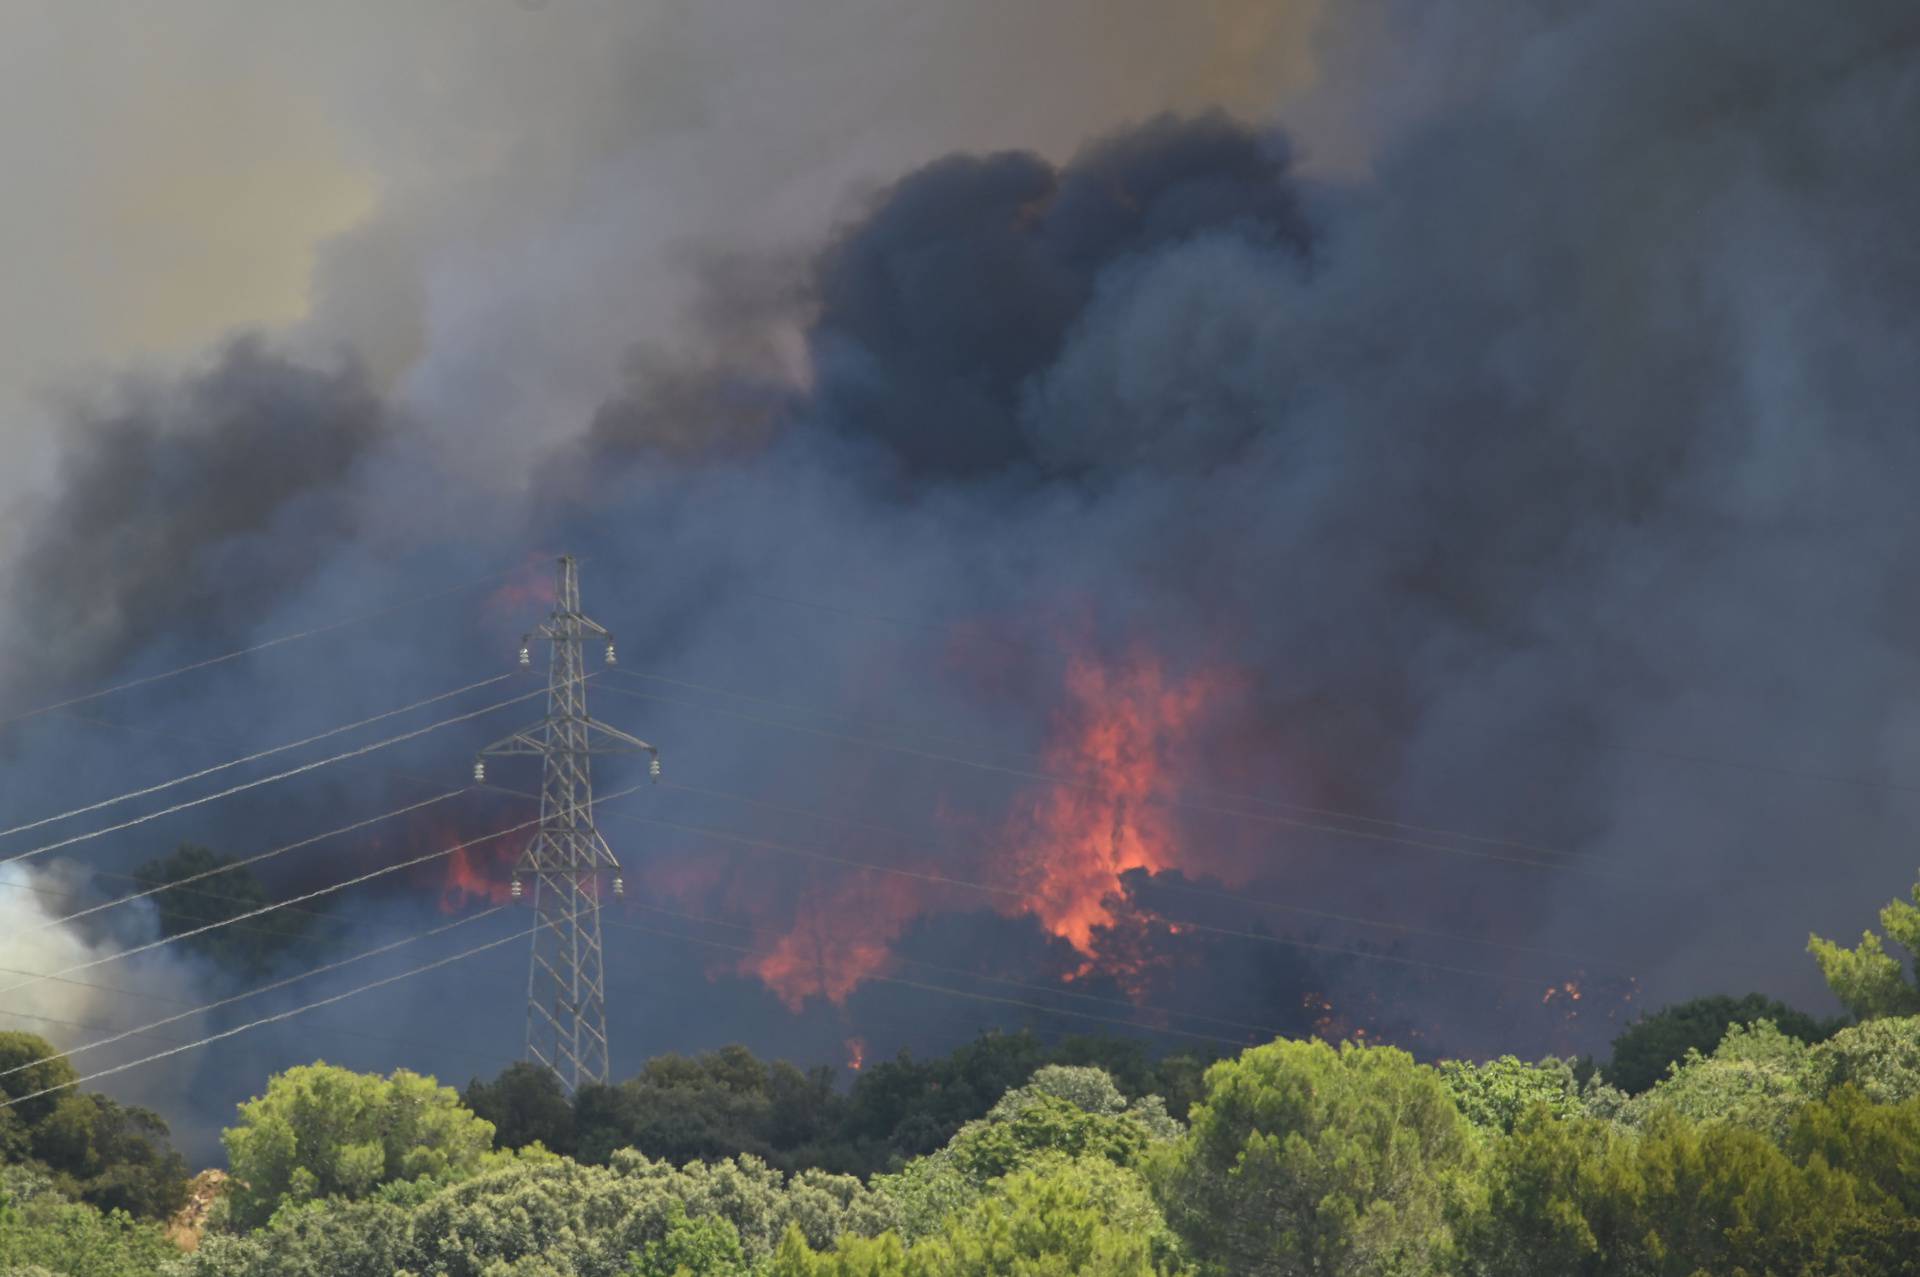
<box><xmin>845</xmin><ymin>1038</ymin><xmax>866</xmax><ymax>1072</ymax></box>
<box><xmin>1542</xmin><ymin>979</ymin><xmax>1584</xmax><ymax>1006</ymax></box>
<box><xmin>997</xmin><ymin>650</ymin><xmax>1225</xmax><ymax>958</ymax></box>
<box><xmin>744</xmin><ymin>872</ymin><xmax>923</xmax><ymax>1010</ymax></box>
<box><xmin>439</xmin><ymin>840</ymin><xmax>517</xmax><ymax>913</ymax></box>
<box><xmin>692</xmin><ymin>644</ymin><xmax>1236</xmax><ymax>1010</ymax></box>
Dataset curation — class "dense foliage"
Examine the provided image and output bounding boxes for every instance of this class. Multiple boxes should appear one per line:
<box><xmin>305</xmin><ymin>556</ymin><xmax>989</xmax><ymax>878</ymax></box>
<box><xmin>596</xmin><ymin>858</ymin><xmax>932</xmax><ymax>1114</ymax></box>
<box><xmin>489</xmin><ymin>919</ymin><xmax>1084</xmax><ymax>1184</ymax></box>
<box><xmin>0</xmin><ymin>1166</ymin><xmax>176</xmax><ymax>1277</ymax></box>
<box><xmin>1809</xmin><ymin>876</ymin><xmax>1920</xmax><ymax>1019</ymax></box>
<box><xmin>1154</xmin><ymin>1038</ymin><xmax>1476</xmax><ymax>1277</ymax></box>
<box><xmin>10</xmin><ymin>877</ymin><xmax>1920</xmax><ymax>1274</ymax></box>
<box><xmin>0</xmin><ymin>1033</ymin><xmax>187</xmax><ymax>1220</ymax></box>
<box><xmin>7</xmin><ymin>1014</ymin><xmax>1920</xmax><ymax>1276</ymax></box>
<box><xmin>221</xmin><ymin>1062</ymin><xmax>496</xmax><ymax>1228</ymax></box>
<box><xmin>467</xmin><ymin>1032</ymin><xmax>1219</xmax><ymax>1176</ymax></box>
<box><xmin>1602</xmin><ymin>992</ymin><xmax>1840</xmax><ymax>1094</ymax></box>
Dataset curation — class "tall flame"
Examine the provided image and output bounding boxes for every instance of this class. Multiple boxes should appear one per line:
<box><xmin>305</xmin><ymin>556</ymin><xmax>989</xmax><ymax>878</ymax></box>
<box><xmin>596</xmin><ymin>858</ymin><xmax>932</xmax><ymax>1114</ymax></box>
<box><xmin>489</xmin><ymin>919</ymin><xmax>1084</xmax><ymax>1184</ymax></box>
<box><xmin>997</xmin><ymin>650</ymin><xmax>1222</xmax><ymax>955</ymax></box>
<box><xmin>671</xmin><ymin>646</ymin><xmax>1233</xmax><ymax>1009</ymax></box>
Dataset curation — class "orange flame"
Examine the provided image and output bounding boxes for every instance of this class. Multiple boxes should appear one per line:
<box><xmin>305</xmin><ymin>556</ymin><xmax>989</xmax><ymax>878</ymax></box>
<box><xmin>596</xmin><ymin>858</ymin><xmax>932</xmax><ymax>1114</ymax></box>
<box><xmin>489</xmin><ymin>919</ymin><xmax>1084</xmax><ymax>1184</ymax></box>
<box><xmin>998</xmin><ymin>650</ymin><xmax>1224</xmax><ymax>956</ymax></box>
<box><xmin>439</xmin><ymin>839</ymin><xmax>517</xmax><ymax>913</ymax></box>
<box><xmin>845</xmin><ymin>1037</ymin><xmax>866</xmax><ymax>1071</ymax></box>
<box><xmin>744</xmin><ymin>872</ymin><xmax>922</xmax><ymax>1010</ymax></box>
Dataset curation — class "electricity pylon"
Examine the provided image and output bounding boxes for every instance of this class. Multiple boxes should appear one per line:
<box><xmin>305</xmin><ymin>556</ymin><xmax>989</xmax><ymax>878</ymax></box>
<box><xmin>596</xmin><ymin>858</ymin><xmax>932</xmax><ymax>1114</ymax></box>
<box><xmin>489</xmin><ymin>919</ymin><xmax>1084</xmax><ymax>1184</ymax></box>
<box><xmin>473</xmin><ymin>555</ymin><xmax>657</xmax><ymax>1092</ymax></box>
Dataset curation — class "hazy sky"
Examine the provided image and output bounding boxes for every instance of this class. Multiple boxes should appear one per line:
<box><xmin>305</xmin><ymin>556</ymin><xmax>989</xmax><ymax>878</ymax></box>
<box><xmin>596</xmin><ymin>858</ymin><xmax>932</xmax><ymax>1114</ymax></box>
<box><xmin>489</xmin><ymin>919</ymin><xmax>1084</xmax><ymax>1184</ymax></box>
<box><xmin>0</xmin><ymin>0</ymin><xmax>1331</xmax><ymax>510</ymax></box>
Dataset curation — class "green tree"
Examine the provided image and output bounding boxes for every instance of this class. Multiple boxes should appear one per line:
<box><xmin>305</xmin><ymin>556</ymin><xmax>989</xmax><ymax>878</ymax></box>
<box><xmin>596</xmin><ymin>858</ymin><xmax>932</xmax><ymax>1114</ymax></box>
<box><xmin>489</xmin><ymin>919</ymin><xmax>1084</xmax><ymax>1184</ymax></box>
<box><xmin>911</xmin><ymin>1160</ymin><xmax>1170</xmax><ymax>1276</ymax></box>
<box><xmin>1450</xmin><ymin>1108</ymin><xmax>1892</xmax><ymax>1277</ymax></box>
<box><xmin>133</xmin><ymin>845</ymin><xmax>317</xmax><ymax>975</ymax></box>
<box><xmin>0</xmin><ymin>1033</ymin><xmax>187</xmax><ymax>1220</ymax></box>
<box><xmin>170</xmin><ymin>1195</ymin><xmax>414</xmax><ymax>1277</ymax></box>
<box><xmin>0</xmin><ymin>1032</ymin><xmax>78</xmax><ymax>1128</ymax></box>
<box><xmin>177</xmin><ymin>1150</ymin><xmax>890</xmax><ymax>1277</ymax></box>
<box><xmin>1624</xmin><ymin>1020</ymin><xmax>1818</xmax><ymax>1142</ymax></box>
<box><xmin>775</xmin><ymin>1160</ymin><xmax>1175</xmax><ymax>1277</ymax></box>
<box><xmin>770</xmin><ymin>1226</ymin><xmax>910</xmax><ymax>1277</ymax></box>
<box><xmin>1605</xmin><ymin>993</ymin><xmax>1838</xmax><ymax>1094</ymax></box>
<box><xmin>30</xmin><ymin>1092</ymin><xmax>188</xmax><ymax>1219</ymax></box>
<box><xmin>0</xmin><ymin>1165</ymin><xmax>176</xmax><ymax>1277</ymax></box>
<box><xmin>1438</xmin><ymin>1055</ymin><xmax>1604</xmax><ymax>1134</ymax></box>
<box><xmin>571</xmin><ymin>1046</ymin><xmax>843</xmax><ymax>1172</ymax></box>
<box><xmin>629</xmin><ymin>1201</ymin><xmax>747</xmax><ymax>1276</ymax></box>
<box><xmin>1809</xmin><ymin>876</ymin><xmax>1920</xmax><ymax>1019</ymax></box>
<box><xmin>877</xmin><ymin>1067</ymin><xmax>1177</xmax><ymax>1241</ymax></box>
<box><xmin>465</xmin><ymin>1061</ymin><xmax>577</xmax><ymax>1156</ymax></box>
<box><xmin>1808</xmin><ymin>1014</ymin><xmax>1920</xmax><ymax>1105</ymax></box>
<box><xmin>222</xmin><ymin>1062</ymin><xmax>496</xmax><ymax>1227</ymax></box>
<box><xmin>1152</xmin><ymin>1039</ymin><xmax>1475</xmax><ymax>1277</ymax></box>
<box><xmin>1787</xmin><ymin>1085</ymin><xmax>1920</xmax><ymax>1216</ymax></box>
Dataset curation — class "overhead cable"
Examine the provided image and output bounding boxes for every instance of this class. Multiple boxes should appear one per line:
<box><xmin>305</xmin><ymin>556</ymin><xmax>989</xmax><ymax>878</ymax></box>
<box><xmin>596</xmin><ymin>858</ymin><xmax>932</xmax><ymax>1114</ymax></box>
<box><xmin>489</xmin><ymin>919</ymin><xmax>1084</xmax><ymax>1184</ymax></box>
<box><xmin>0</xmin><ymin>565</ymin><xmax>519</xmax><ymax>733</ymax></box>
<box><xmin>0</xmin><ymin>924</ymin><xmax>534</xmax><ymax>1111</ymax></box>
<box><xmin>0</xmin><ymin>672</ymin><xmax>515</xmax><ymax>844</ymax></box>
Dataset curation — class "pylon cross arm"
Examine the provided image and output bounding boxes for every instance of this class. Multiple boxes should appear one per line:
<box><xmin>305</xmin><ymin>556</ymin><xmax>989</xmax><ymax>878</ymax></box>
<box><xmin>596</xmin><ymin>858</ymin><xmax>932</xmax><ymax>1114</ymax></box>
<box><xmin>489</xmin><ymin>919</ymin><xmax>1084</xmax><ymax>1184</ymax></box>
<box><xmin>578</xmin><ymin>719</ymin><xmax>657</xmax><ymax>755</ymax></box>
<box><xmin>478</xmin><ymin>725</ymin><xmax>552</xmax><ymax>758</ymax></box>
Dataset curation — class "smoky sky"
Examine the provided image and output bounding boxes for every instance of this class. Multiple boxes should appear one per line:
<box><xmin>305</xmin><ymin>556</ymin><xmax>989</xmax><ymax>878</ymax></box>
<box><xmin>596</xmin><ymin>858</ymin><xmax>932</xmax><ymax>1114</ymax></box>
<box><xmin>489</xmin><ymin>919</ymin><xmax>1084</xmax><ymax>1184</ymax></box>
<box><xmin>4</xmin><ymin>0</ymin><xmax>1920</xmax><ymax>1164</ymax></box>
<box><xmin>2</xmin><ymin>340</ymin><xmax>384</xmax><ymax>695</ymax></box>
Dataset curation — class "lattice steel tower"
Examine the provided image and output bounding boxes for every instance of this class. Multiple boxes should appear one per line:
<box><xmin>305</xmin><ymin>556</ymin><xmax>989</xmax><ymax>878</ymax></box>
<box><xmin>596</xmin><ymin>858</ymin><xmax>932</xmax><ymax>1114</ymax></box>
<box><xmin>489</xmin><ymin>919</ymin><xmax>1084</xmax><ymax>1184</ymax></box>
<box><xmin>474</xmin><ymin>555</ymin><xmax>657</xmax><ymax>1092</ymax></box>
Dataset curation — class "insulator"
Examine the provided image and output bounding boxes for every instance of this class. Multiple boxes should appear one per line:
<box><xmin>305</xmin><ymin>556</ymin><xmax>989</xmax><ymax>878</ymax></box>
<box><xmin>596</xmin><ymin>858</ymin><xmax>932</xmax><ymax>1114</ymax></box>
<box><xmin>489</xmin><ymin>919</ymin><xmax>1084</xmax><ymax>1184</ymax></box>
<box><xmin>612</xmin><ymin>875</ymin><xmax>624</xmax><ymax>897</ymax></box>
<box><xmin>518</xmin><ymin>645</ymin><xmax>531</xmax><ymax>667</ymax></box>
<box><xmin>649</xmin><ymin>756</ymin><xmax>661</xmax><ymax>779</ymax></box>
<box><xmin>510</xmin><ymin>877</ymin><xmax>523</xmax><ymax>899</ymax></box>
<box><xmin>604</xmin><ymin>643</ymin><xmax>617</xmax><ymax>666</ymax></box>
<box><xmin>472</xmin><ymin>759</ymin><xmax>487</xmax><ymax>782</ymax></box>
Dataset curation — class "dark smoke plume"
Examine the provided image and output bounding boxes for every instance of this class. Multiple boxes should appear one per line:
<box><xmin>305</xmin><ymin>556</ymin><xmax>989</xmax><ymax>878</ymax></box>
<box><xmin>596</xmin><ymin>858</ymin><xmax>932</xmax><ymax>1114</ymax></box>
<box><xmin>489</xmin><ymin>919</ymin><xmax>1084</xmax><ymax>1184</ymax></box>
<box><xmin>7</xmin><ymin>0</ymin><xmax>1920</xmax><ymax>1161</ymax></box>
<box><xmin>6</xmin><ymin>339</ymin><xmax>385</xmax><ymax>693</ymax></box>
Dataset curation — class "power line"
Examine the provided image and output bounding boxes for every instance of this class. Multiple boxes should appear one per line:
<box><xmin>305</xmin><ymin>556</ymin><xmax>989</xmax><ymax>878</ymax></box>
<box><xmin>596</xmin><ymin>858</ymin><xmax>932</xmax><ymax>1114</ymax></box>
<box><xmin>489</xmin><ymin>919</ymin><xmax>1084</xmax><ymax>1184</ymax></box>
<box><xmin>573</xmin><ymin>801</ymin><xmax>1565</xmax><ymax>989</ymax></box>
<box><xmin>0</xmin><ymin>923</ymin><xmax>535</xmax><ymax>1111</ymax></box>
<box><xmin>0</xmin><ymin>1002</ymin><xmax>508</xmax><ymax>1075</ymax></box>
<box><xmin>0</xmin><ymin>908</ymin><xmax>509</xmax><ymax>1080</ymax></box>
<box><xmin>601</xmin><ymin>916</ymin><xmax>1255</xmax><ymax>1050</ymax></box>
<box><xmin>35</xmin><ymin>660</ymin><xmax>1606</xmax><ymax>981</ymax></box>
<box><xmin>0</xmin><ymin>672</ymin><xmax>515</xmax><ymax>844</ymax></box>
<box><xmin>592</xmin><ymin>677</ymin><xmax>1644</xmax><ymax>883</ymax></box>
<box><xmin>0</xmin><ymin>565</ymin><xmax>519</xmax><ymax>734</ymax></box>
<box><xmin>29</xmin><ymin>649</ymin><xmax>1601</xmax><ymax>981</ymax></box>
<box><xmin>618</xmin><ymin>898</ymin><xmax>1288</xmax><ymax>1040</ymax></box>
<box><xmin>32</xmin><ymin>788</ymin><xmax>464</xmax><ymax>936</ymax></box>
<box><xmin>732</xmin><ymin>584</ymin><xmax>1920</xmax><ymax>806</ymax></box>
<box><xmin>618</xmin><ymin>667</ymin><xmax>1591</xmax><ymax>865</ymax></box>
<box><xmin>0</xmin><ymin>682</ymin><xmax>558</xmax><ymax>870</ymax></box>
<box><xmin>653</xmin><ymin>778</ymin><xmax>1619</xmax><ymax>971</ymax></box>
<box><xmin>0</xmin><ymin>871</ymin><xmax>344</xmax><ymax>951</ymax></box>
<box><xmin>0</xmin><ymin>782</ymin><xmax>644</xmax><ymax>1000</ymax></box>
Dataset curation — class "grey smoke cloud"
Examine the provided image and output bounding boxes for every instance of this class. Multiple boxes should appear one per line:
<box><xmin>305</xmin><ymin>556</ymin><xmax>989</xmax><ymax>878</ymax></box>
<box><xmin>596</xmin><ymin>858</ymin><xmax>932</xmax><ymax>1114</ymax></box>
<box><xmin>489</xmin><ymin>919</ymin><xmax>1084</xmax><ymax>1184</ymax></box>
<box><xmin>4</xmin><ymin>0</ymin><xmax>1919</xmax><ymax>1161</ymax></box>
<box><xmin>576</xmin><ymin>0</ymin><xmax>1920</xmax><ymax>1025</ymax></box>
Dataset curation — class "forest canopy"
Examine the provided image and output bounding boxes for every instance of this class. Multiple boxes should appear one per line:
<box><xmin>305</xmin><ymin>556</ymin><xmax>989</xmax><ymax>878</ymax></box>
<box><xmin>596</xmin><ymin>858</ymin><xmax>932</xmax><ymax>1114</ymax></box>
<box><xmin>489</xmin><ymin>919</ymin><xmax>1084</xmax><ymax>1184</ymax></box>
<box><xmin>6</xmin><ymin>876</ymin><xmax>1920</xmax><ymax>1275</ymax></box>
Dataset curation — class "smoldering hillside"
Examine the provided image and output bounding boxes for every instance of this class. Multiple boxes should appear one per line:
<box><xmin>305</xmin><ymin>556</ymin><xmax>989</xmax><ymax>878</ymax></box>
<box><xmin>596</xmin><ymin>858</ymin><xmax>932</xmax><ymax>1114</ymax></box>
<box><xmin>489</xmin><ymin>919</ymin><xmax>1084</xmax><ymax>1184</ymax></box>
<box><xmin>3</xmin><ymin>0</ymin><xmax>1919</xmax><ymax>1162</ymax></box>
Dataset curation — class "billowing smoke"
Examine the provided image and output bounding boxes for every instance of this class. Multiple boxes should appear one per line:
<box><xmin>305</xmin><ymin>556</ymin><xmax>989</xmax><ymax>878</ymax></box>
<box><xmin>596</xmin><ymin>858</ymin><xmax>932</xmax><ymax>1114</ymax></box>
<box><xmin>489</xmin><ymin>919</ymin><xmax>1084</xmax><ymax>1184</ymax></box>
<box><xmin>0</xmin><ymin>861</ymin><xmax>209</xmax><ymax>1118</ymax></box>
<box><xmin>0</xmin><ymin>340</ymin><xmax>385</xmax><ymax>692</ymax></box>
<box><xmin>5</xmin><ymin>0</ymin><xmax>1920</xmax><ymax>1161</ymax></box>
